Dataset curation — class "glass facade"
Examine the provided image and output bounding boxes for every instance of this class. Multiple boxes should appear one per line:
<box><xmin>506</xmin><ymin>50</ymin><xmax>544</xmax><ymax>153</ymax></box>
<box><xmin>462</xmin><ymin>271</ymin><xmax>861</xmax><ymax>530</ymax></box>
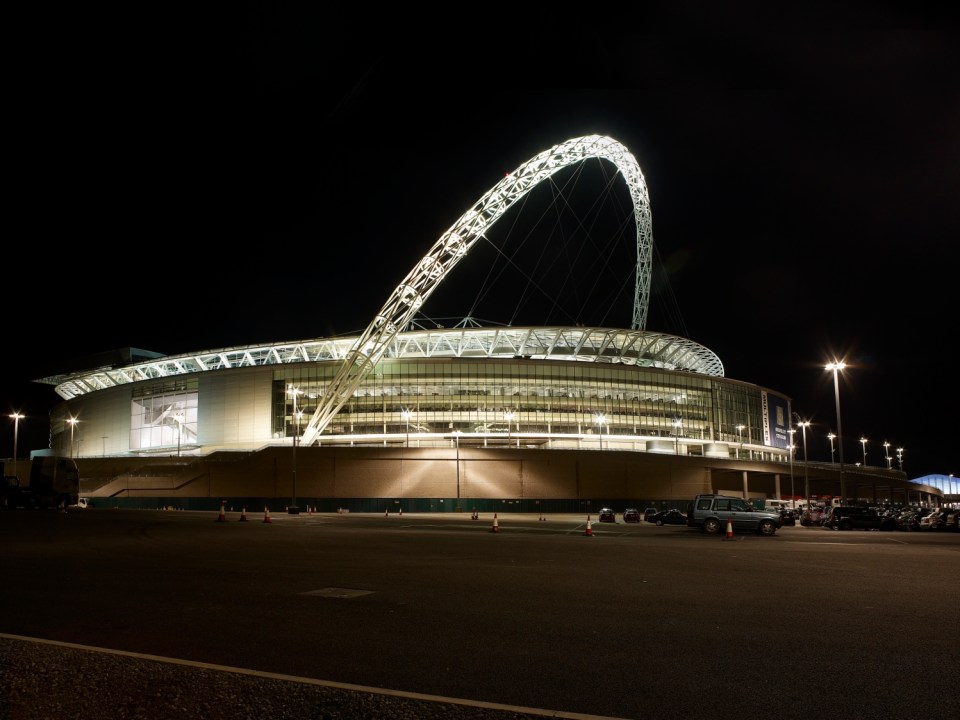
<box><xmin>275</xmin><ymin>358</ymin><xmax>775</xmax><ymax>452</ymax></box>
<box><xmin>130</xmin><ymin>378</ymin><xmax>199</xmax><ymax>453</ymax></box>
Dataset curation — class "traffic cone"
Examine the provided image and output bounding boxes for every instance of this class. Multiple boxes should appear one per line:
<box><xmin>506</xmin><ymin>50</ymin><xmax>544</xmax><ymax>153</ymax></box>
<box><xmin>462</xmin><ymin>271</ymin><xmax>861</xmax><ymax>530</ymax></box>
<box><xmin>584</xmin><ymin>515</ymin><xmax>593</xmax><ymax>536</ymax></box>
<box><xmin>399</xmin><ymin>507</ymin><xmax>403</xmax><ymax>516</ymax></box>
<box><xmin>216</xmin><ymin>501</ymin><xmax>226</xmax><ymax>522</ymax></box>
<box><xmin>490</xmin><ymin>513</ymin><xmax>500</xmax><ymax>533</ymax></box>
<box><xmin>725</xmin><ymin>516</ymin><xmax>734</xmax><ymax>539</ymax></box>
<box><xmin>239</xmin><ymin>506</ymin><xmax>248</xmax><ymax>522</ymax></box>
<box><xmin>385</xmin><ymin>507</ymin><xmax>389</xmax><ymax>517</ymax></box>
<box><xmin>263</xmin><ymin>506</ymin><xmax>272</xmax><ymax>523</ymax></box>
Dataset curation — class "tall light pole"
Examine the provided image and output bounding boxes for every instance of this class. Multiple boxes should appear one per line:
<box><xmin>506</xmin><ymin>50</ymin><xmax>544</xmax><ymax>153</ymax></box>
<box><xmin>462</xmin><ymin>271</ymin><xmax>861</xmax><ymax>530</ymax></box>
<box><xmin>796</xmin><ymin>420</ymin><xmax>811</xmax><ymax>506</ymax></box>
<box><xmin>826</xmin><ymin>361</ymin><xmax>847</xmax><ymax>502</ymax></box>
<box><xmin>287</xmin><ymin>384</ymin><xmax>303</xmax><ymax>512</ymax></box>
<box><xmin>67</xmin><ymin>416</ymin><xmax>78</xmax><ymax>459</ymax></box>
<box><xmin>859</xmin><ymin>437</ymin><xmax>868</xmax><ymax>467</ymax></box>
<box><xmin>454</xmin><ymin>431</ymin><xmax>461</xmax><ymax>512</ymax></box>
<box><xmin>400</xmin><ymin>408</ymin><xmax>412</xmax><ymax>511</ymax></box>
<box><xmin>673</xmin><ymin>418</ymin><xmax>682</xmax><ymax>455</ymax></box>
<box><xmin>827</xmin><ymin>432</ymin><xmax>836</xmax><ymax>464</ymax></box>
<box><xmin>175</xmin><ymin>412</ymin><xmax>184</xmax><ymax>457</ymax></box>
<box><xmin>401</xmin><ymin>409</ymin><xmax>411</xmax><ymax>447</ymax></box>
<box><xmin>896</xmin><ymin>447</ymin><xmax>904</xmax><ymax>472</ymax></box>
<box><xmin>9</xmin><ymin>412</ymin><xmax>24</xmax><ymax>480</ymax></box>
<box><xmin>736</xmin><ymin>424</ymin><xmax>744</xmax><ymax>459</ymax></box>
<box><xmin>883</xmin><ymin>441</ymin><xmax>891</xmax><ymax>469</ymax></box>
<box><xmin>595</xmin><ymin>413</ymin><xmax>606</xmax><ymax>451</ymax></box>
<box><xmin>788</xmin><ymin>426</ymin><xmax>796</xmax><ymax>501</ymax></box>
<box><xmin>504</xmin><ymin>410</ymin><xmax>515</xmax><ymax>448</ymax></box>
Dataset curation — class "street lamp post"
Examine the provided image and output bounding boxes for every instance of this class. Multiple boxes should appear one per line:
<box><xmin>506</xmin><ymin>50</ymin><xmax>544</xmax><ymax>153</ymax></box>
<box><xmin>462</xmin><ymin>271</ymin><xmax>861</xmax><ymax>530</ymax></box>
<box><xmin>401</xmin><ymin>409</ymin><xmax>411</xmax><ymax>447</ymax></box>
<box><xmin>788</xmin><ymin>427</ymin><xmax>796</xmax><ymax>502</ymax></box>
<box><xmin>673</xmin><ymin>418</ymin><xmax>682</xmax><ymax>455</ymax></box>
<box><xmin>860</xmin><ymin>437</ymin><xmax>868</xmax><ymax>467</ymax></box>
<box><xmin>896</xmin><ymin>447</ymin><xmax>904</xmax><ymax>472</ymax></box>
<box><xmin>827</xmin><ymin>432</ymin><xmax>836</xmax><ymax>464</ymax></box>
<box><xmin>454</xmin><ymin>431</ymin><xmax>461</xmax><ymax>512</ymax></box>
<box><xmin>9</xmin><ymin>413</ymin><xmax>24</xmax><ymax>480</ymax></box>
<box><xmin>883</xmin><ymin>441</ymin><xmax>891</xmax><ymax>469</ymax></box>
<box><xmin>797</xmin><ymin>420</ymin><xmax>811</xmax><ymax>507</ymax></box>
<box><xmin>504</xmin><ymin>410</ymin><xmax>515</xmax><ymax>448</ymax></box>
<box><xmin>736</xmin><ymin>424</ymin><xmax>744</xmax><ymax>459</ymax></box>
<box><xmin>67</xmin><ymin>416</ymin><xmax>78</xmax><ymax>459</ymax></box>
<box><xmin>175</xmin><ymin>412</ymin><xmax>183</xmax><ymax>457</ymax></box>
<box><xmin>825</xmin><ymin>361</ymin><xmax>847</xmax><ymax>502</ymax></box>
<box><xmin>287</xmin><ymin>384</ymin><xmax>303</xmax><ymax>512</ymax></box>
<box><xmin>595</xmin><ymin>413</ymin><xmax>606</xmax><ymax>451</ymax></box>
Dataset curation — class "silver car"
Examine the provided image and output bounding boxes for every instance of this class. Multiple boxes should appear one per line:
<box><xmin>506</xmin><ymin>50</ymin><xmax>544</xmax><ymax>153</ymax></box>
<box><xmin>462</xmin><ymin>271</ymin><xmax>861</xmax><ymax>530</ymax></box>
<box><xmin>686</xmin><ymin>494</ymin><xmax>781</xmax><ymax>536</ymax></box>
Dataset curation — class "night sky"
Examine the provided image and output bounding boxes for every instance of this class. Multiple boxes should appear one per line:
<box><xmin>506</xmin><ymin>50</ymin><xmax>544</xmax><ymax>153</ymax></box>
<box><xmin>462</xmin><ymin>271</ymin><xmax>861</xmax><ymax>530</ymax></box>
<box><xmin>6</xmin><ymin>5</ymin><xmax>958</xmax><ymax>479</ymax></box>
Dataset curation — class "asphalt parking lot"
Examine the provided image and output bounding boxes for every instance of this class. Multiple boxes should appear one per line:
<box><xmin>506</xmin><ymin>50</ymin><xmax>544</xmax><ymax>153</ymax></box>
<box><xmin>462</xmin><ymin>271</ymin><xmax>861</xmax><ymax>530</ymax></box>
<box><xmin>2</xmin><ymin>508</ymin><xmax>957</xmax><ymax>720</ymax></box>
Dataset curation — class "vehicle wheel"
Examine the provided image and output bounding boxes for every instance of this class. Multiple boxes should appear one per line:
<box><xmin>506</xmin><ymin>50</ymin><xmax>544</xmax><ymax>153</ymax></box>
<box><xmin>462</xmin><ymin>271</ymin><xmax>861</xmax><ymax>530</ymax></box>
<box><xmin>757</xmin><ymin>520</ymin><xmax>777</xmax><ymax>536</ymax></box>
<box><xmin>839</xmin><ymin>520</ymin><xmax>853</xmax><ymax>531</ymax></box>
<box><xmin>703</xmin><ymin>518</ymin><xmax>721</xmax><ymax>534</ymax></box>
<box><xmin>656</xmin><ymin>520</ymin><xmax>664</xmax><ymax>526</ymax></box>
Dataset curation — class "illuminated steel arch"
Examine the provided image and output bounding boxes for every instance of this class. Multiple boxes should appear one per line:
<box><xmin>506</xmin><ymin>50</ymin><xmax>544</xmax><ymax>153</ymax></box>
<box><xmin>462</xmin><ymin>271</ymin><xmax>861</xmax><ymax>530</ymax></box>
<box><xmin>300</xmin><ymin>135</ymin><xmax>654</xmax><ymax>445</ymax></box>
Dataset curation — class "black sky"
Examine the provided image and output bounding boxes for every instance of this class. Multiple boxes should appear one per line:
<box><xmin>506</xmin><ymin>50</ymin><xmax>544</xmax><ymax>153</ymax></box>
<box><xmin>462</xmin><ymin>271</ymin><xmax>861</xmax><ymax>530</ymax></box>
<box><xmin>5</xmin><ymin>4</ymin><xmax>959</xmax><ymax>479</ymax></box>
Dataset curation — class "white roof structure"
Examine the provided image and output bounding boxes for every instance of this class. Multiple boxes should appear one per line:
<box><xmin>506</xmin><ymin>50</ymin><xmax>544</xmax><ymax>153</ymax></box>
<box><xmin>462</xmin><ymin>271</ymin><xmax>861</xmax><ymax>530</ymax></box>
<box><xmin>43</xmin><ymin>325</ymin><xmax>724</xmax><ymax>401</ymax></box>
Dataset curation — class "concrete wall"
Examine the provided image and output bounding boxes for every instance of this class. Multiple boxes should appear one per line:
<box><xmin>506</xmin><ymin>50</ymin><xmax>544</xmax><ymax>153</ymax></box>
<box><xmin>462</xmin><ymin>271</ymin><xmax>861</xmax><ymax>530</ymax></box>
<box><xmin>74</xmin><ymin>445</ymin><xmax>933</xmax><ymax>509</ymax></box>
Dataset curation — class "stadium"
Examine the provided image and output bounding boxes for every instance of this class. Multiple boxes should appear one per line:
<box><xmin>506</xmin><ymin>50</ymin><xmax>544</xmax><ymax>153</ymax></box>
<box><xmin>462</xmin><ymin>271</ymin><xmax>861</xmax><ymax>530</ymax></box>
<box><xmin>33</xmin><ymin>136</ymin><xmax>941</xmax><ymax>512</ymax></box>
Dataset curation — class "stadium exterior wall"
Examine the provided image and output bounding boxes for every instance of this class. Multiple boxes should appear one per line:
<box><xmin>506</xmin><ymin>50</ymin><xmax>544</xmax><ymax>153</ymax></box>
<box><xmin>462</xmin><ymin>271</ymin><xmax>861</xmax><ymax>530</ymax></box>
<box><xmin>71</xmin><ymin>446</ymin><xmax>939</xmax><ymax>513</ymax></box>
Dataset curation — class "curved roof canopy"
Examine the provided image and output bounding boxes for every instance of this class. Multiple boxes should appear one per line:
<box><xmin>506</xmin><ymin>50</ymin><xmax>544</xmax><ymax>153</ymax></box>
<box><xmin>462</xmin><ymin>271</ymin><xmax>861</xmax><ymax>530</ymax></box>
<box><xmin>43</xmin><ymin>326</ymin><xmax>724</xmax><ymax>401</ymax></box>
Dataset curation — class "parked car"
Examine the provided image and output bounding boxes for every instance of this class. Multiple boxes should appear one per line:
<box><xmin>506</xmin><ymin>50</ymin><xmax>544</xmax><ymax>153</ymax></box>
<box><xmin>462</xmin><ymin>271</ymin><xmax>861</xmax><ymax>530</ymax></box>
<box><xmin>598</xmin><ymin>508</ymin><xmax>617</xmax><ymax>523</ymax></box>
<box><xmin>623</xmin><ymin>508</ymin><xmax>642</xmax><ymax>523</ymax></box>
<box><xmin>652</xmin><ymin>509</ymin><xmax>687</xmax><ymax>526</ymax></box>
<box><xmin>643</xmin><ymin>508</ymin><xmax>659</xmax><ymax>522</ymax></box>
<box><xmin>823</xmin><ymin>506</ymin><xmax>898</xmax><ymax>531</ymax></box>
<box><xmin>918</xmin><ymin>510</ymin><xmax>946</xmax><ymax>531</ymax></box>
<box><xmin>941</xmin><ymin>509</ymin><xmax>960</xmax><ymax>532</ymax></box>
<box><xmin>686</xmin><ymin>494</ymin><xmax>781</xmax><ymax>536</ymax></box>
<box><xmin>896</xmin><ymin>510</ymin><xmax>921</xmax><ymax>531</ymax></box>
<box><xmin>779</xmin><ymin>509</ymin><xmax>797</xmax><ymax>526</ymax></box>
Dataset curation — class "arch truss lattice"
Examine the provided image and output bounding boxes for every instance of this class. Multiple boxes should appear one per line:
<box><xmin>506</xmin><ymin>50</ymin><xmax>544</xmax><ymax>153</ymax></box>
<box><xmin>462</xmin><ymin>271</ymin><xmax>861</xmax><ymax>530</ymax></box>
<box><xmin>300</xmin><ymin>135</ymin><xmax>654</xmax><ymax>445</ymax></box>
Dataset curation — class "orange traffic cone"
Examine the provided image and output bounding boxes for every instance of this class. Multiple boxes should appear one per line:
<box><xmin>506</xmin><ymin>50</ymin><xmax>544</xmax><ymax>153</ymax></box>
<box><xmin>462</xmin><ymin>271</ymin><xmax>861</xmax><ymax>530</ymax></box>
<box><xmin>725</xmin><ymin>516</ymin><xmax>734</xmax><ymax>539</ymax></box>
<box><xmin>263</xmin><ymin>506</ymin><xmax>272</xmax><ymax>524</ymax></box>
<box><xmin>238</xmin><ymin>506</ymin><xmax>248</xmax><ymax>522</ymax></box>
<box><xmin>584</xmin><ymin>515</ymin><xmax>593</xmax><ymax>536</ymax></box>
<box><xmin>216</xmin><ymin>501</ymin><xmax>226</xmax><ymax>522</ymax></box>
<box><xmin>490</xmin><ymin>513</ymin><xmax>500</xmax><ymax>533</ymax></box>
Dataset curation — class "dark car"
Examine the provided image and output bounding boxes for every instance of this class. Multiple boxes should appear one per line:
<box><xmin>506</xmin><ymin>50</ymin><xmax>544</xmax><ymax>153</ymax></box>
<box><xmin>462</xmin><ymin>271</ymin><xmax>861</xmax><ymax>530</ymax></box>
<box><xmin>942</xmin><ymin>508</ymin><xmax>960</xmax><ymax>532</ymax></box>
<box><xmin>598</xmin><ymin>508</ymin><xmax>617</xmax><ymax>523</ymax></box>
<box><xmin>823</xmin><ymin>506</ymin><xmax>898</xmax><ymax>531</ymax></box>
<box><xmin>896</xmin><ymin>510</ymin><xmax>921</xmax><ymax>531</ymax></box>
<box><xmin>779</xmin><ymin>509</ymin><xmax>797</xmax><ymax>526</ymax></box>
<box><xmin>652</xmin><ymin>509</ymin><xmax>687</xmax><ymax>526</ymax></box>
<box><xmin>623</xmin><ymin>508</ymin><xmax>642</xmax><ymax>523</ymax></box>
<box><xmin>643</xmin><ymin>508</ymin><xmax>659</xmax><ymax>522</ymax></box>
